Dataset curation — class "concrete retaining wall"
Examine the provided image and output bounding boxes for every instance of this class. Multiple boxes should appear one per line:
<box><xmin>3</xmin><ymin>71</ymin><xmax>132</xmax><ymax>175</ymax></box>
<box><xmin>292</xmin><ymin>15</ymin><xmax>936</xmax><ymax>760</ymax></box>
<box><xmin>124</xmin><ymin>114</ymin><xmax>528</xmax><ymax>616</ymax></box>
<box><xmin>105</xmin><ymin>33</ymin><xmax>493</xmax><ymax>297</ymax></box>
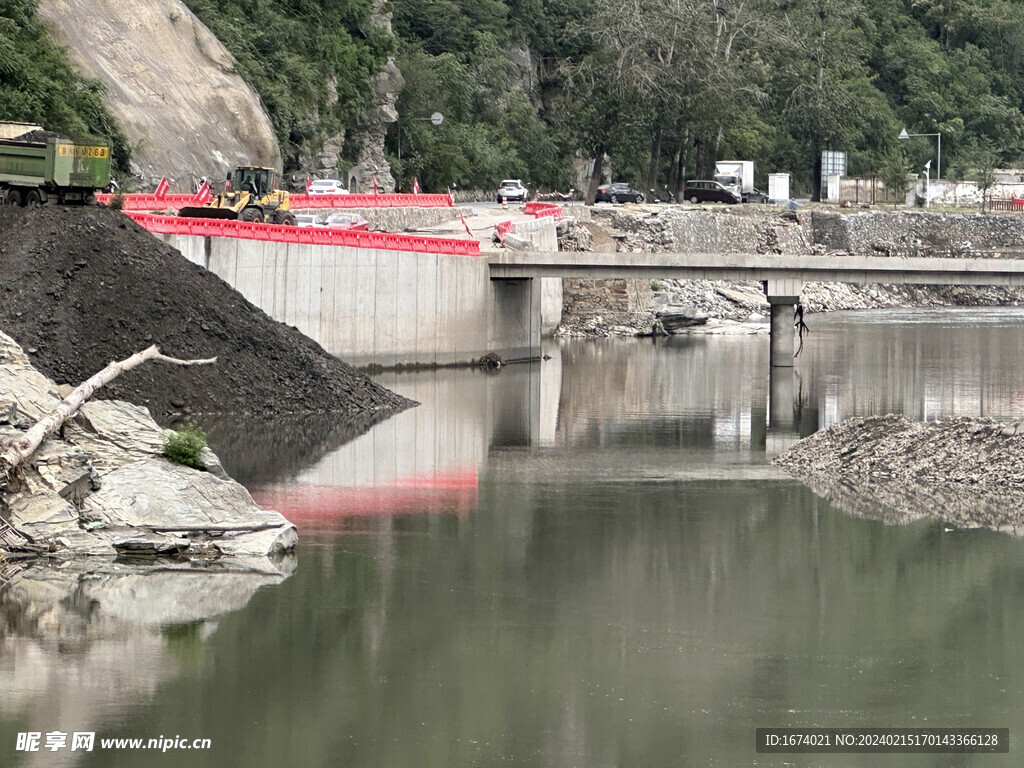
<box><xmin>811</xmin><ymin>211</ymin><xmax>1024</xmax><ymax>255</ymax></box>
<box><xmin>162</xmin><ymin>234</ymin><xmax>540</xmax><ymax>368</ymax></box>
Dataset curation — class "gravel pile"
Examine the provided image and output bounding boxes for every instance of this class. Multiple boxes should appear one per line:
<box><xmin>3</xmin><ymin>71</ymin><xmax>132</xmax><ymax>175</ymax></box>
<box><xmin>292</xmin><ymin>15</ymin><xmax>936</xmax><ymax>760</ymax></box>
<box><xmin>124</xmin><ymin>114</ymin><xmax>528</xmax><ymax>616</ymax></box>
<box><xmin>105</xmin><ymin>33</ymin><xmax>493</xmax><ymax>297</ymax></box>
<box><xmin>774</xmin><ymin>415</ymin><xmax>1024</xmax><ymax>534</ymax></box>
<box><xmin>0</xmin><ymin>206</ymin><xmax>413</xmax><ymax>422</ymax></box>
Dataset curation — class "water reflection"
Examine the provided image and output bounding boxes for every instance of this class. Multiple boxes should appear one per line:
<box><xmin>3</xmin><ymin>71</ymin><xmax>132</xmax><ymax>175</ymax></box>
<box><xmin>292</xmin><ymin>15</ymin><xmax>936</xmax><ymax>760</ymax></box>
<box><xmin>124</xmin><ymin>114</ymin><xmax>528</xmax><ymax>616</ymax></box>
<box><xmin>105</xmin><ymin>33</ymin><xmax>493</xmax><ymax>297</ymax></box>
<box><xmin>0</xmin><ymin>557</ymin><xmax>293</xmax><ymax>768</ymax></box>
<box><xmin>6</xmin><ymin>308</ymin><xmax>1024</xmax><ymax>767</ymax></box>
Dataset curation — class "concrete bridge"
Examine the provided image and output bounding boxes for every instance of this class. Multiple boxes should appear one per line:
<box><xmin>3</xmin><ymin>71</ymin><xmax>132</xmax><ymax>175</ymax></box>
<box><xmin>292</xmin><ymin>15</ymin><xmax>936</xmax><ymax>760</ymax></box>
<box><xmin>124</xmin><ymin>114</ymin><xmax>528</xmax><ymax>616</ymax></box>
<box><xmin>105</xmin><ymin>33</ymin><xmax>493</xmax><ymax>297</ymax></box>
<box><xmin>157</xmin><ymin>216</ymin><xmax>1024</xmax><ymax>368</ymax></box>
<box><xmin>489</xmin><ymin>250</ymin><xmax>1024</xmax><ymax>366</ymax></box>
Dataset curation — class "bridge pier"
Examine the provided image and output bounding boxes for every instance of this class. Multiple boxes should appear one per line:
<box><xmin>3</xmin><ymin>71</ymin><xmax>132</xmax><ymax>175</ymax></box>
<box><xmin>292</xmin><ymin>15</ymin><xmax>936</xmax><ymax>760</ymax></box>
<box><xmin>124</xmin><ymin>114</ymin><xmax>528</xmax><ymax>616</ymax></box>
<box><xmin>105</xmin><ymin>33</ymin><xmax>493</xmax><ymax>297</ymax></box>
<box><xmin>764</xmin><ymin>279</ymin><xmax>802</xmax><ymax>368</ymax></box>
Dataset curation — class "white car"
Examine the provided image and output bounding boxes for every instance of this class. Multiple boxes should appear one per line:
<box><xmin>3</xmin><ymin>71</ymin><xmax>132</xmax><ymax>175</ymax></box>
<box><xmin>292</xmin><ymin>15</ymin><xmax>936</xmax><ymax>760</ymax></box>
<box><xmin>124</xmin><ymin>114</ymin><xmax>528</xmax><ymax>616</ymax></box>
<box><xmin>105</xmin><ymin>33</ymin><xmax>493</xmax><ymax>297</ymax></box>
<box><xmin>307</xmin><ymin>179</ymin><xmax>350</xmax><ymax>196</ymax></box>
<box><xmin>294</xmin><ymin>214</ymin><xmax>326</xmax><ymax>227</ymax></box>
<box><xmin>497</xmin><ymin>179</ymin><xmax>528</xmax><ymax>203</ymax></box>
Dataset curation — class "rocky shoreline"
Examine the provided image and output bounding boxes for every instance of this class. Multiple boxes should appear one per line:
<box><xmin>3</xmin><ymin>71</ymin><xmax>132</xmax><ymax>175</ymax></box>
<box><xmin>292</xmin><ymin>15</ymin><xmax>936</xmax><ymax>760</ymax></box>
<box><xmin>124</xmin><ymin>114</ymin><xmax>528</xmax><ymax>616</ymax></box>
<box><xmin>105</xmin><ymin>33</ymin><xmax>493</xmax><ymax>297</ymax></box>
<box><xmin>0</xmin><ymin>331</ymin><xmax>295</xmax><ymax>558</ymax></box>
<box><xmin>774</xmin><ymin>414</ymin><xmax>1024</xmax><ymax>535</ymax></box>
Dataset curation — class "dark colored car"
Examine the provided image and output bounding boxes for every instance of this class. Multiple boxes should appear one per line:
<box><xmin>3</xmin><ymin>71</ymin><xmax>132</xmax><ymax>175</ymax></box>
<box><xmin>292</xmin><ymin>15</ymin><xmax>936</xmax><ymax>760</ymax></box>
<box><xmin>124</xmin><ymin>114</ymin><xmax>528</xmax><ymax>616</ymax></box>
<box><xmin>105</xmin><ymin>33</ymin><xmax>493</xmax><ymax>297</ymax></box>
<box><xmin>683</xmin><ymin>180</ymin><xmax>741</xmax><ymax>204</ymax></box>
<box><xmin>595</xmin><ymin>183</ymin><xmax>645</xmax><ymax>204</ymax></box>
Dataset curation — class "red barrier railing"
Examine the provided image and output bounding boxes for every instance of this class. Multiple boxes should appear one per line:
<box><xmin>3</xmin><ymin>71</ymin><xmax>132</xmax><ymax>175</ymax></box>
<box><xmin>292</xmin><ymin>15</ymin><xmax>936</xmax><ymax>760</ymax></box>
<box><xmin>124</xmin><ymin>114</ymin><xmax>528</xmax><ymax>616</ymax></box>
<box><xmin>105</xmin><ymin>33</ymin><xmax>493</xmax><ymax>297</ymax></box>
<box><xmin>127</xmin><ymin>213</ymin><xmax>480</xmax><ymax>256</ymax></box>
<box><xmin>988</xmin><ymin>197</ymin><xmax>1024</xmax><ymax>212</ymax></box>
<box><xmin>523</xmin><ymin>202</ymin><xmax>564</xmax><ymax>221</ymax></box>
<box><xmin>95</xmin><ymin>193</ymin><xmax>197</xmax><ymax>209</ymax></box>
<box><xmin>290</xmin><ymin>193</ymin><xmax>454</xmax><ymax>209</ymax></box>
<box><xmin>97</xmin><ymin>192</ymin><xmax>455</xmax><ymax>211</ymax></box>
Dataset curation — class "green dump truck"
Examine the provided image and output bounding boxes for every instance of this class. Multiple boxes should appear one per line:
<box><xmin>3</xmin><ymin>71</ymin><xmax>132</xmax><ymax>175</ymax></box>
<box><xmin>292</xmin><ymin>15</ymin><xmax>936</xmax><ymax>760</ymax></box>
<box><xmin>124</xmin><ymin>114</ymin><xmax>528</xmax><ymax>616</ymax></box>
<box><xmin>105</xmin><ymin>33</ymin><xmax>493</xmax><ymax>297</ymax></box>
<box><xmin>0</xmin><ymin>122</ymin><xmax>112</xmax><ymax>206</ymax></box>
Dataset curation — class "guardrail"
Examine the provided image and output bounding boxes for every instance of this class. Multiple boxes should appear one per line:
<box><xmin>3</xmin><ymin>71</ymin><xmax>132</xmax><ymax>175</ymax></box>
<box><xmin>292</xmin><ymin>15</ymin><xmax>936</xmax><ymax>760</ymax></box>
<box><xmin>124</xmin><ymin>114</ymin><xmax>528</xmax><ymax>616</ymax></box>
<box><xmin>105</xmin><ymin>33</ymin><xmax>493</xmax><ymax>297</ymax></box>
<box><xmin>290</xmin><ymin>193</ymin><xmax>454</xmax><ymax>209</ymax></box>
<box><xmin>988</xmin><ymin>198</ymin><xmax>1024</xmax><ymax>212</ymax></box>
<box><xmin>97</xmin><ymin>192</ymin><xmax>455</xmax><ymax>211</ymax></box>
<box><xmin>523</xmin><ymin>202</ymin><xmax>564</xmax><ymax>220</ymax></box>
<box><xmin>127</xmin><ymin>213</ymin><xmax>480</xmax><ymax>256</ymax></box>
<box><xmin>95</xmin><ymin>193</ymin><xmax>195</xmax><ymax>209</ymax></box>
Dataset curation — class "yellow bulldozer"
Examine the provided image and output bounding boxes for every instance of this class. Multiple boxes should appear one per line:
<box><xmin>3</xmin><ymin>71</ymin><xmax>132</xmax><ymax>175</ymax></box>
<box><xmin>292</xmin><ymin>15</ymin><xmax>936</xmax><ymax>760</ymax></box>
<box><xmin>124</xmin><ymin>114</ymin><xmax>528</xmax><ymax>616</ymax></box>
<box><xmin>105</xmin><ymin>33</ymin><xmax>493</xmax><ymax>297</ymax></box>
<box><xmin>178</xmin><ymin>166</ymin><xmax>296</xmax><ymax>225</ymax></box>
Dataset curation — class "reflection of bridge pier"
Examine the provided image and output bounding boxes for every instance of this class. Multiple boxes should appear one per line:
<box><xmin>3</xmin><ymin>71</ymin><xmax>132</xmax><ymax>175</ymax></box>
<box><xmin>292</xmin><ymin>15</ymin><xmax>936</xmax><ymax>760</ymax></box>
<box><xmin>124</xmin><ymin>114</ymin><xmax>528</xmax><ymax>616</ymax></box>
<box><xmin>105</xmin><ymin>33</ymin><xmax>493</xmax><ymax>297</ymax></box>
<box><xmin>766</xmin><ymin>365</ymin><xmax>802</xmax><ymax>456</ymax></box>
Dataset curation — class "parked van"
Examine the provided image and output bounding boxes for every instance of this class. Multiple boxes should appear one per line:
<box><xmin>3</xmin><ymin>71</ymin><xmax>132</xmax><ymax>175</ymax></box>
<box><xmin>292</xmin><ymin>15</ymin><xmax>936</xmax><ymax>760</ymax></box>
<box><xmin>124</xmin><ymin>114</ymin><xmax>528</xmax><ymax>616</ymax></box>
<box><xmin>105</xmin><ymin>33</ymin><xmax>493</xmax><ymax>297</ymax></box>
<box><xmin>683</xmin><ymin>180</ymin><xmax>741</xmax><ymax>204</ymax></box>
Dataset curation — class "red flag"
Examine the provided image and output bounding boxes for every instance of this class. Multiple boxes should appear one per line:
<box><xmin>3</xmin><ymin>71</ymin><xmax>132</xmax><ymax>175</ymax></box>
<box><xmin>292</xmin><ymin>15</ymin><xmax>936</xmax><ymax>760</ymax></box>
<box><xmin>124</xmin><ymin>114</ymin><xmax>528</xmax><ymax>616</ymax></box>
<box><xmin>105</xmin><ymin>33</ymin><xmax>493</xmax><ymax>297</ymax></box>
<box><xmin>413</xmin><ymin>177</ymin><xmax>421</xmax><ymax>194</ymax></box>
<box><xmin>155</xmin><ymin>177</ymin><xmax>169</xmax><ymax>199</ymax></box>
<box><xmin>192</xmin><ymin>178</ymin><xmax>212</xmax><ymax>205</ymax></box>
<box><xmin>305</xmin><ymin>177</ymin><xmax>312</xmax><ymax>193</ymax></box>
<box><xmin>460</xmin><ymin>213</ymin><xmax>473</xmax><ymax>238</ymax></box>
<box><xmin>372</xmin><ymin>174</ymin><xmax>380</xmax><ymax>195</ymax></box>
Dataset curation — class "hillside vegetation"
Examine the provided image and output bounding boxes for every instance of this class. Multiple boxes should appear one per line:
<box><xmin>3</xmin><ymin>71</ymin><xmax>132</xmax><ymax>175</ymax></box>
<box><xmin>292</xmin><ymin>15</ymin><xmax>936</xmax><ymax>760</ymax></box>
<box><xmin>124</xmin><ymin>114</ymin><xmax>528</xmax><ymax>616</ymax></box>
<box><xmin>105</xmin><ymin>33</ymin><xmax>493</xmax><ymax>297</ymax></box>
<box><xmin>388</xmin><ymin>0</ymin><xmax>1024</xmax><ymax>198</ymax></box>
<box><xmin>4</xmin><ymin>0</ymin><xmax>1024</xmax><ymax>196</ymax></box>
<box><xmin>0</xmin><ymin>0</ymin><xmax>130</xmax><ymax>171</ymax></box>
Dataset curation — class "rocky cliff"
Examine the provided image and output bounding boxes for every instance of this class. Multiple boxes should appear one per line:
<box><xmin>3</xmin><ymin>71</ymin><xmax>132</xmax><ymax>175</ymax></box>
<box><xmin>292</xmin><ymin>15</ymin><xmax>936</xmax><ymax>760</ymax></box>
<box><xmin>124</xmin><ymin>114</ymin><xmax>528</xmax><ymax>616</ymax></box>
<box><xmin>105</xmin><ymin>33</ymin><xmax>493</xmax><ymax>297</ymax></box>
<box><xmin>37</xmin><ymin>0</ymin><xmax>281</xmax><ymax>187</ymax></box>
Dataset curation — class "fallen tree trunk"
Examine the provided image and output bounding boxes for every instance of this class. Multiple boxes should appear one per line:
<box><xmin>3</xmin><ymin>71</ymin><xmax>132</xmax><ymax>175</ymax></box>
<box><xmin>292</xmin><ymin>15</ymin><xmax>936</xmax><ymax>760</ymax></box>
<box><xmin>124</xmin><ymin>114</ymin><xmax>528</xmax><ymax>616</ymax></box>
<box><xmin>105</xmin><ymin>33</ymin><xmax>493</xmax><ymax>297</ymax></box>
<box><xmin>1</xmin><ymin>345</ymin><xmax>216</xmax><ymax>483</ymax></box>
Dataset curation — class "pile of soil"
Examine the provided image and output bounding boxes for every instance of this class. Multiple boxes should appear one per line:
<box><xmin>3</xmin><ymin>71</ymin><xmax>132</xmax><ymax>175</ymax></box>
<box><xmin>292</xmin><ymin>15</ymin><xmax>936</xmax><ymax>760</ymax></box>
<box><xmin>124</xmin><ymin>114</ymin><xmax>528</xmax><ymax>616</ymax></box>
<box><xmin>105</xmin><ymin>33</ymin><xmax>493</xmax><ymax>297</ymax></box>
<box><xmin>0</xmin><ymin>206</ymin><xmax>413</xmax><ymax>422</ymax></box>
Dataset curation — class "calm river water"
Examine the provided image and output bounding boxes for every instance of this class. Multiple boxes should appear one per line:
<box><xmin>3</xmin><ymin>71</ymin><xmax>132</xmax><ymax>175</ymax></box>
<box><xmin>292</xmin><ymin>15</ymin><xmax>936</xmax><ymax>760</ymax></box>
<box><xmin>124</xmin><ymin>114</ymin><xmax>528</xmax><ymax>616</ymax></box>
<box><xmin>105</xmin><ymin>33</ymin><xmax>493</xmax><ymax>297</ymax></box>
<box><xmin>4</xmin><ymin>308</ymin><xmax>1024</xmax><ymax>767</ymax></box>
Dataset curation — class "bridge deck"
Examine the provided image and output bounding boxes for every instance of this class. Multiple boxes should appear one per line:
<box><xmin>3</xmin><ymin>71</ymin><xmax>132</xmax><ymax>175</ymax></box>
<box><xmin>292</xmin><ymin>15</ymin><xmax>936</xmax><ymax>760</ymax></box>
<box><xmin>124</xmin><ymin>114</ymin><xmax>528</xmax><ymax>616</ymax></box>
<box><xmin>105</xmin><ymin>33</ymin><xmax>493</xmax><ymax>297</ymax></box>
<box><xmin>489</xmin><ymin>251</ymin><xmax>1024</xmax><ymax>286</ymax></box>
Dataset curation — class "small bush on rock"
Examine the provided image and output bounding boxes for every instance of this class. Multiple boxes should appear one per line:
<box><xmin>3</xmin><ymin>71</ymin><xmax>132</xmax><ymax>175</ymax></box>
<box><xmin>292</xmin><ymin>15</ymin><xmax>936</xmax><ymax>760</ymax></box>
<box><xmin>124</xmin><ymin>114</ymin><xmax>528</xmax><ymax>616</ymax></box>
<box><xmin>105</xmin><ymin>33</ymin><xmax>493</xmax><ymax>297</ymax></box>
<box><xmin>163</xmin><ymin>423</ymin><xmax>206</xmax><ymax>469</ymax></box>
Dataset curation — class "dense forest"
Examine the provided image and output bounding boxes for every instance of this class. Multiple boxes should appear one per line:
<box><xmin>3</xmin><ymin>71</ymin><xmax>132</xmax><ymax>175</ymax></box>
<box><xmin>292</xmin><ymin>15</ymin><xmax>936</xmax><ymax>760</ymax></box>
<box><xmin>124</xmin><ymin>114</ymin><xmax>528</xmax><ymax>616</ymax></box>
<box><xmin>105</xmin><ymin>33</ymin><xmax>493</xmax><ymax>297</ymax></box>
<box><xmin>3</xmin><ymin>0</ymin><xmax>1024</xmax><ymax>196</ymax></box>
<box><xmin>389</xmin><ymin>0</ymin><xmax>1024</xmax><ymax>198</ymax></box>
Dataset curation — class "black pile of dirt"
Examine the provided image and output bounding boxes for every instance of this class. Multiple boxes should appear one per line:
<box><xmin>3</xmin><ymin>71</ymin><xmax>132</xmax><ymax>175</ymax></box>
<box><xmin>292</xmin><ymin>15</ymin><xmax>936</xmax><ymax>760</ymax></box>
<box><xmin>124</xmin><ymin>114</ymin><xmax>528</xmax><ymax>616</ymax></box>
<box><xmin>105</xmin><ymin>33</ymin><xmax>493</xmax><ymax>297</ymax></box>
<box><xmin>0</xmin><ymin>206</ymin><xmax>414</xmax><ymax>422</ymax></box>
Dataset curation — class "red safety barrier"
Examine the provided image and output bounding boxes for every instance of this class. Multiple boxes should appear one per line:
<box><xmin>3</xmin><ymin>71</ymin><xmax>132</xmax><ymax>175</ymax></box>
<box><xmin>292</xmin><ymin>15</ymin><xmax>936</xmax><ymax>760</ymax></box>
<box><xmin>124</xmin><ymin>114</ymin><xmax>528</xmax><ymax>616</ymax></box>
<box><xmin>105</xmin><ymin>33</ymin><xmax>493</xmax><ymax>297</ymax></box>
<box><xmin>493</xmin><ymin>220</ymin><xmax>513</xmax><ymax>243</ymax></box>
<box><xmin>97</xmin><ymin>192</ymin><xmax>455</xmax><ymax>211</ymax></box>
<box><xmin>523</xmin><ymin>201</ymin><xmax>564</xmax><ymax>221</ymax></box>
<box><xmin>289</xmin><ymin>193</ymin><xmax>454</xmax><ymax>209</ymax></box>
<box><xmin>95</xmin><ymin>193</ymin><xmax>197</xmax><ymax>210</ymax></box>
<box><xmin>126</xmin><ymin>212</ymin><xmax>480</xmax><ymax>256</ymax></box>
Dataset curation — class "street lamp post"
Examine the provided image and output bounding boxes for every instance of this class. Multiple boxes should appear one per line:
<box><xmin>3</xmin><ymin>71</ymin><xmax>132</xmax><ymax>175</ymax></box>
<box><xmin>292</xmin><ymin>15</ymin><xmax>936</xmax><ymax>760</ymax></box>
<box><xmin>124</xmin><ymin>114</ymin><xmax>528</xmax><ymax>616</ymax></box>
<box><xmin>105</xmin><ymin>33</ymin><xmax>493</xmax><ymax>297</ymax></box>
<box><xmin>397</xmin><ymin>112</ymin><xmax>444</xmax><ymax>161</ymax></box>
<box><xmin>923</xmin><ymin>159</ymin><xmax>932</xmax><ymax>208</ymax></box>
<box><xmin>899</xmin><ymin>127</ymin><xmax>941</xmax><ymax>180</ymax></box>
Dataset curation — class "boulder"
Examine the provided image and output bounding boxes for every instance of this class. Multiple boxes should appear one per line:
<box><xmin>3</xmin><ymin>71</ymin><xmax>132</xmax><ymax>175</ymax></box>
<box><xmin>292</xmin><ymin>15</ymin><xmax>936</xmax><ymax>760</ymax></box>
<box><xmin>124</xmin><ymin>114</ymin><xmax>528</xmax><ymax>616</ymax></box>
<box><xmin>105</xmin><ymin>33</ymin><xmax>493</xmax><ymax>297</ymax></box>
<box><xmin>0</xmin><ymin>331</ymin><xmax>296</xmax><ymax>558</ymax></box>
<box><xmin>654</xmin><ymin>305</ymin><xmax>709</xmax><ymax>333</ymax></box>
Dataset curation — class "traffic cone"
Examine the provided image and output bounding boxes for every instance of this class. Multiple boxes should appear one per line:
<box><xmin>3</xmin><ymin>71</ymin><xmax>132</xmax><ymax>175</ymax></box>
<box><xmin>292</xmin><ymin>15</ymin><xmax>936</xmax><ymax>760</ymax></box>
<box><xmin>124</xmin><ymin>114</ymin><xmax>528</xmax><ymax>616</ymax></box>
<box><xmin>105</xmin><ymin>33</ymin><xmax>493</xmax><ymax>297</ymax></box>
<box><xmin>501</xmin><ymin>196</ymin><xmax>508</xmax><ymax>209</ymax></box>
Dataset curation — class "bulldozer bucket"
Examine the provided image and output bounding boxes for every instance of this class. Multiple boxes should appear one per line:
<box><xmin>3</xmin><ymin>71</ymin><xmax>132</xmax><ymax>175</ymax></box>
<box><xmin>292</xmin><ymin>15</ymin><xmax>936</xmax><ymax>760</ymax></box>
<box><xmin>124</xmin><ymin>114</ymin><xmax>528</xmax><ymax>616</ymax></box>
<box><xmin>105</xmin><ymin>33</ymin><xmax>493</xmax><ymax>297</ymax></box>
<box><xmin>177</xmin><ymin>206</ymin><xmax>239</xmax><ymax>220</ymax></box>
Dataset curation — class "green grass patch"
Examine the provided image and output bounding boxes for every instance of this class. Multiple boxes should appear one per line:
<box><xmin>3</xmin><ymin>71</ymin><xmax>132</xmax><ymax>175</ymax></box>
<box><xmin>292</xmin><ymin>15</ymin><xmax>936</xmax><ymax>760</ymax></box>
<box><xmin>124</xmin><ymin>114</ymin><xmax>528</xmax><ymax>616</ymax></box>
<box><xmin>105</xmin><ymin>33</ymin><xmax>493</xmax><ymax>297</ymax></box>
<box><xmin>163</xmin><ymin>423</ymin><xmax>207</xmax><ymax>469</ymax></box>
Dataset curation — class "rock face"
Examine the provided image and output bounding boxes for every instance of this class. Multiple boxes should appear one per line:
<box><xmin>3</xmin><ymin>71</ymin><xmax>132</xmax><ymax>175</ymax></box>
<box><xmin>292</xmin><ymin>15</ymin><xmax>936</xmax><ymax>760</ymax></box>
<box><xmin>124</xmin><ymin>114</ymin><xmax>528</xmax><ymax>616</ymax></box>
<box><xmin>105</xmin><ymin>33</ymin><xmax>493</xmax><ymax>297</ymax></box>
<box><xmin>774</xmin><ymin>414</ymin><xmax>1024</xmax><ymax>535</ymax></box>
<box><xmin>0</xmin><ymin>331</ymin><xmax>297</xmax><ymax>557</ymax></box>
<box><xmin>37</xmin><ymin>0</ymin><xmax>281</xmax><ymax>185</ymax></box>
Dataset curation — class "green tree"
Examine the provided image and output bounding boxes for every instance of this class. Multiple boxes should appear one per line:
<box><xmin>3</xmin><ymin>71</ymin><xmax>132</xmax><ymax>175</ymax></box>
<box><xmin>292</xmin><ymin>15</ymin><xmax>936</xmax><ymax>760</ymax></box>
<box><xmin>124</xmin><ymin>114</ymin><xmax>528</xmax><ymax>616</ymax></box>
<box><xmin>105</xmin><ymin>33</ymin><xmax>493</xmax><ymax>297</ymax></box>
<box><xmin>0</xmin><ymin>0</ymin><xmax>131</xmax><ymax>171</ymax></box>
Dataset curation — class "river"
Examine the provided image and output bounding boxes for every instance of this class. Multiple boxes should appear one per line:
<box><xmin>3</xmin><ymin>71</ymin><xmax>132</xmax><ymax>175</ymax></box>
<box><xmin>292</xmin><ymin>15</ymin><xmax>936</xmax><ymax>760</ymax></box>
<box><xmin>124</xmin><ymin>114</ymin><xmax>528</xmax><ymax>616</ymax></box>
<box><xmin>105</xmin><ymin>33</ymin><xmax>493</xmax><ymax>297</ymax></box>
<box><xmin>4</xmin><ymin>308</ymin><xmax>1024</xmax><ymax>767</ymax></box>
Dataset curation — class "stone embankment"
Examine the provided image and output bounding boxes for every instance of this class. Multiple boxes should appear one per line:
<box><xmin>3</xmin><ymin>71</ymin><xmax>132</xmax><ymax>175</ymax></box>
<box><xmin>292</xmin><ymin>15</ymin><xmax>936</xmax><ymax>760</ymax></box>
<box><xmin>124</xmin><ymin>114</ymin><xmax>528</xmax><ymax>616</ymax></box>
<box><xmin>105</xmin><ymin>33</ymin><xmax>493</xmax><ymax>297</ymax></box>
<box><xmin>0</xmin><ymin>331</ymin><xmax>295</xmax><ymax>558</ymax></box>
<box><xmin>774</xmin><ymin>415</ymin><xmax>1024</xmax><ymax>535</ymax></box>
<box><xmin>555</xmin><ymin>206</ymin><xmax>1024</xmax><ymax>337</ymax></box>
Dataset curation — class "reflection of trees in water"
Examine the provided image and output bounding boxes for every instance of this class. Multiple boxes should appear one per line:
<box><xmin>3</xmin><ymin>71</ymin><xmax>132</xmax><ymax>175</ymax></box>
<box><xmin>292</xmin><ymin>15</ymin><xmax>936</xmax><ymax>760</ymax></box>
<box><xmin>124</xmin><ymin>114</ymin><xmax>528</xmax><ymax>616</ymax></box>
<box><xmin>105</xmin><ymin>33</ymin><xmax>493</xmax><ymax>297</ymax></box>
<box><xmin>203</xmin><ymin>410</ymin><xmax>395</xmax><ymax>485</ymax></box>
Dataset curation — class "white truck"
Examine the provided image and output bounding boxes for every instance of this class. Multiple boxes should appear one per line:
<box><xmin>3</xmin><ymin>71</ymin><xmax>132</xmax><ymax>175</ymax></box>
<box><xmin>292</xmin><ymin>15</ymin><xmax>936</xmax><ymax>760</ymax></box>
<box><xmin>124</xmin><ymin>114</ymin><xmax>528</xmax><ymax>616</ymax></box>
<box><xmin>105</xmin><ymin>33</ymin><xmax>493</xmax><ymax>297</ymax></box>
<box><xmin>714</xmin><ymin>161</ymin><xmax>760</xmax><ymax>202</ymax></box>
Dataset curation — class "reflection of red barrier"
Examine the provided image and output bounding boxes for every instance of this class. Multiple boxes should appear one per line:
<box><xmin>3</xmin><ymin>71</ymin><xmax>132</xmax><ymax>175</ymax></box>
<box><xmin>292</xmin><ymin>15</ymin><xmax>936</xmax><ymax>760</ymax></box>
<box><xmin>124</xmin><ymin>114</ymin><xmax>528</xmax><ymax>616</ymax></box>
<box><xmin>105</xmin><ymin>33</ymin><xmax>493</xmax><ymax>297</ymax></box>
<box><xmin>251</xmin><ymin>468</ymin><xmax>479</xmax><ymax>528</ymax></box>
<box><xmin>126</xmin><ymin>212</ymin><xmax>481</xmax><ymax>256</ymax></box>
<box><xmin>96</xmin><ymin>192</ymin><xmax>455</xmax><ymax>211</ymax></box>
<box><xmin>523</xmin><ymin>202</ymin><xmax>563</xmax><ymax>221</ymax></box>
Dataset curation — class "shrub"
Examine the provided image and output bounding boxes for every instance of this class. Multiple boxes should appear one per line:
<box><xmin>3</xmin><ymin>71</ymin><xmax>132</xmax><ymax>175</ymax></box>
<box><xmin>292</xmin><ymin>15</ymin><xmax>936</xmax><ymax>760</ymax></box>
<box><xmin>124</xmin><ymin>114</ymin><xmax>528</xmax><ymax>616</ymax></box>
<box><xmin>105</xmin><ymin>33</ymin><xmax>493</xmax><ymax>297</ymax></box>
<box><xmin>163</xmin><ymin>423</ymin><xmax>207</xmax><ymax>469</ymax></box>
<box><xmin>108</xmin><ymin>193</ymin><xmax>124</xmax><ymax>211</ymax></box>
